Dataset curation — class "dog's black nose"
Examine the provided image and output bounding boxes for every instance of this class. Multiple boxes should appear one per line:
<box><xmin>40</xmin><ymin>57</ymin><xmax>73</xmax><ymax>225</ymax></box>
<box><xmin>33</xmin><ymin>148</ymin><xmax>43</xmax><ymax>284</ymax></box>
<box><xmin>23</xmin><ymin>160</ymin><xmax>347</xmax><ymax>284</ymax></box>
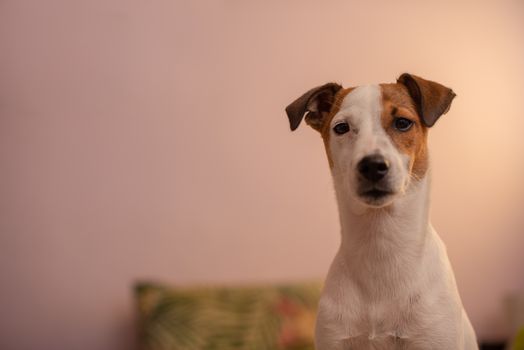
<box><xmin>358</xmin><ymin>155</ymin><xmax>389</xmax><ymax>182</ymax></box>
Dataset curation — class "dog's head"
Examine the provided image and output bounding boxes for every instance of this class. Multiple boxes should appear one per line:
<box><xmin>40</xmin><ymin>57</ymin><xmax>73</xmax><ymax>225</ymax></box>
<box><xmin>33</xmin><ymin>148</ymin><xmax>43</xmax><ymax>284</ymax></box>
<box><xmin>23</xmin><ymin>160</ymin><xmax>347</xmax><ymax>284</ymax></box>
<box><xmin>286</xmin><ymin>73</ymin><xmax>455</xmax><ymax>208</ymax></box>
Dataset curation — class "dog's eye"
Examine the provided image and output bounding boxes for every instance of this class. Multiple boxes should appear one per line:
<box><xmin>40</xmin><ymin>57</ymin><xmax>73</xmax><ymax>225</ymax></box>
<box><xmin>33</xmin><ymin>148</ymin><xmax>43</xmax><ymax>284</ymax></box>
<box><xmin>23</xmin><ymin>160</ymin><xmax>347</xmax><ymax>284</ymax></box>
<box><xmin>333</xmin><ymin>122</ymin><xmax>350</xmax><ymax>135</ymax></box>
<box><xmin>393</xmin><ymin>117</ymin><xmax>414</xmax><ymax>132</ymax></box>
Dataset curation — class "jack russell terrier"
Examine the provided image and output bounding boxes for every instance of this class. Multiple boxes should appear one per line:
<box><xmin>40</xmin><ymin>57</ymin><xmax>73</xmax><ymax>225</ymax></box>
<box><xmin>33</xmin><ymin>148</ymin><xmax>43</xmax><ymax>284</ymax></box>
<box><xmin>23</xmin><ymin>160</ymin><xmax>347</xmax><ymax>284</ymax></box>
<box><xmin>285</xmin><ymin>74</ymin><xmax>478</xmax><ymax>349</ymax></box>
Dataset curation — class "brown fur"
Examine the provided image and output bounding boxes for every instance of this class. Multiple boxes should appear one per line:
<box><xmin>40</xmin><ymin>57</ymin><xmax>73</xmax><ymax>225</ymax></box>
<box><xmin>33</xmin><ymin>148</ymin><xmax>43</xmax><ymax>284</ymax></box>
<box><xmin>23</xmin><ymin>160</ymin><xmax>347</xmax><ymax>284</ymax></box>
<box><xmin>397</xmin><ymin>74</ymin><xmax>456</xmax><ymax>127</ymax></box>
<box><xmin>319</xmin><ymin>88</ymin><xmax>354</xmax><ymax>168</ymax></box>
<box><xmin>380</xmin><ymin>83</ymin><xmax>429</xmax><ymax>180</ymax></box>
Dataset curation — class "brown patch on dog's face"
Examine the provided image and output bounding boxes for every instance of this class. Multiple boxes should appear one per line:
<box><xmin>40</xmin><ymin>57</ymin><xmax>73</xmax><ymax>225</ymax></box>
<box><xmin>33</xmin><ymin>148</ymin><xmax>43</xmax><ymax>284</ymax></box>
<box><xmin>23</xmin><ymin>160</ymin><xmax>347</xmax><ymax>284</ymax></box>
<box><xmin>380</xmin><ymin>83</ymin><xmax>429</xmax><ymax>180</ymax></box>
<box><xmin>319</xmin><ymin>87</ymin><xmax>355</xmax><ymax>168</ymax></box>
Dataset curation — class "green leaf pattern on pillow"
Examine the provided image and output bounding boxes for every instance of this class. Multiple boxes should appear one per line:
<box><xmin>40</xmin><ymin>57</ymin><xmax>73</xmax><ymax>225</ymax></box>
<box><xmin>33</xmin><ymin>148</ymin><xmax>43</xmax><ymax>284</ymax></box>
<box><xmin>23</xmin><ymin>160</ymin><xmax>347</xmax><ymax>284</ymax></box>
<box><xmin>135</xmin><ymin>282</ymin><xmax>321</xmax><ymax>350</ymax></box>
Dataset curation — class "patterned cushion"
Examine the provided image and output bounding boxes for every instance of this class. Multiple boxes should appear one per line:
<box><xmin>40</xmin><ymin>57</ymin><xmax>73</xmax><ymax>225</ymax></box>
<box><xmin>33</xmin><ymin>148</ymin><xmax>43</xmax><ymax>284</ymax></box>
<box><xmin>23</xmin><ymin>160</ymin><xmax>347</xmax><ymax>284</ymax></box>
<box><xmin>135</xmin><ymin>281</ymin><xmax>321</xmax><ymax>350</ymax></box>
<box><xmin>512</xmin><ymin>327</ymin><xmax>524</xmax><ymax>350</ymax></box>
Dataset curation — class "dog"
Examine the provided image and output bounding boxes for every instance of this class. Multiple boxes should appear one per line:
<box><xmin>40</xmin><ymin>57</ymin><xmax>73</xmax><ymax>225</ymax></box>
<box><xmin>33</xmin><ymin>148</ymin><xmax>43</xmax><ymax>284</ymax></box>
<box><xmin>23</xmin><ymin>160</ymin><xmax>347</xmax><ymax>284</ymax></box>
<box><xmin>285</xmin><ymin>74</ymin><xmax>478</xmax><ymax>349</ymax></box>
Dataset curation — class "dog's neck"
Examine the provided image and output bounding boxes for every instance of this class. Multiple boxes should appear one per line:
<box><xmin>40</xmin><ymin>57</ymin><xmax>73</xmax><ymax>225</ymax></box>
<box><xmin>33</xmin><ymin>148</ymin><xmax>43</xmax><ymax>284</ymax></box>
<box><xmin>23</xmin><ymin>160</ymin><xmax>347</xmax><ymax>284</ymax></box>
<box><xmin>334</xmin><ymin>174</ymin><xmax>432</xmax><ymax>296</ymax></box>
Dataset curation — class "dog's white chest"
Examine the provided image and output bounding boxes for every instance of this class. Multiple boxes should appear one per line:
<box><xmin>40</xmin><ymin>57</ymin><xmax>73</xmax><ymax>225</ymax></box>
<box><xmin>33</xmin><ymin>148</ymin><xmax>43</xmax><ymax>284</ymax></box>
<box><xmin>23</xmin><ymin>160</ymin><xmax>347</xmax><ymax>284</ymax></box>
<box><xmin>343</xmin><ymin>334</ymin><xmax>410</xmax><ymax>350</ymax></box>
<box><xmin>317</xmin><ymin>302</ymin><xmax>423</xmax><ymax>350</ymax></box>
<box><xmin>318</xmin><ymin>293</ymin><xmax>415</xmax><ymax>346</ymax></box>
<box><xmin>339</xmin><ymin>314</ymin><xmax>412</xmax><ymax>350</ymax></box>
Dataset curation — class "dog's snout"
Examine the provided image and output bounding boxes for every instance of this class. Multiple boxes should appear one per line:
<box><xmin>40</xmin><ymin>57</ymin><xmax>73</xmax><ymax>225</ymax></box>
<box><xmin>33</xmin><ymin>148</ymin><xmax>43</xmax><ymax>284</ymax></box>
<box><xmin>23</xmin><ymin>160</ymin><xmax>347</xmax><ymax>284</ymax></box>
<box><xmin>358</xmin><ymin>155</ymin><xmax>389</xmax><ymax>182</ymax></box>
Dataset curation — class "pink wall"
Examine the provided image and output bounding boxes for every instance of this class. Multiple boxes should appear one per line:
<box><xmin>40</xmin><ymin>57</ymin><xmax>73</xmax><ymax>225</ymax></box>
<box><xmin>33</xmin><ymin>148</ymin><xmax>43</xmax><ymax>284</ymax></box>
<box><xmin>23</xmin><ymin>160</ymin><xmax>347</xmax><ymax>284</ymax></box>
<box><xmin>1</xmin><ymin>1</ymin><xmax>523</xmax><ymax>349</ymax></box>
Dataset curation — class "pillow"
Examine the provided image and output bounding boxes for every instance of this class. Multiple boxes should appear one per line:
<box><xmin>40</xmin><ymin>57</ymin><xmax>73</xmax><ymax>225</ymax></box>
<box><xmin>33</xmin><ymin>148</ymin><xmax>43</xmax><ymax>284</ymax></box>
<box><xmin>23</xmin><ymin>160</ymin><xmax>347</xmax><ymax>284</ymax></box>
<box><xmin>135</xmin><ymin>281</ymin><xmax>321</xmax><ymax>350</ymax></box>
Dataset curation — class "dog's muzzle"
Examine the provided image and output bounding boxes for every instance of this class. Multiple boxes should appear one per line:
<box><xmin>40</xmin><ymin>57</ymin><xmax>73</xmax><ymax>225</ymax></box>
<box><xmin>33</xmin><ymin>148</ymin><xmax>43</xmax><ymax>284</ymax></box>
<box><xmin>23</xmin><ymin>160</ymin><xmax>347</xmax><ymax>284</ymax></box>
<box><xmin>356</xmin><ymin>154</ymin><xmax>394</xmax><ymax>201</ymax></box>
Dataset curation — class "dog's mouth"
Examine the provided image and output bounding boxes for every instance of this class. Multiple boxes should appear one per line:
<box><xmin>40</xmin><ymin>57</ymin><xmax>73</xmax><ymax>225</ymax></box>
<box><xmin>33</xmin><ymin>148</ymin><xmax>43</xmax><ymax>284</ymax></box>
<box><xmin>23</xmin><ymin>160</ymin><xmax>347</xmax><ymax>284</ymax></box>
<box><xmin>356</xmin><ymin>186</ymin><xmax>395</xmax><ymax>207</ymax></box>
<box><xmin>361</xmin><ymin>188</ymin><xmax>392</xmax><ymax>199</ymax></box>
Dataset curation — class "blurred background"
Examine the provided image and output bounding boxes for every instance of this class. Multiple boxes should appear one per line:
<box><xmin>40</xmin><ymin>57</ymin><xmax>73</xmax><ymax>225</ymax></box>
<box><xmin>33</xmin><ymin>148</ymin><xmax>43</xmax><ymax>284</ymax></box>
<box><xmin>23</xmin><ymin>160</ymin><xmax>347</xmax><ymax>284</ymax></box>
<box><xmin>1</xmin><ymin>0</ymin><xmax>524</xmax><ymax>349</ymax></box>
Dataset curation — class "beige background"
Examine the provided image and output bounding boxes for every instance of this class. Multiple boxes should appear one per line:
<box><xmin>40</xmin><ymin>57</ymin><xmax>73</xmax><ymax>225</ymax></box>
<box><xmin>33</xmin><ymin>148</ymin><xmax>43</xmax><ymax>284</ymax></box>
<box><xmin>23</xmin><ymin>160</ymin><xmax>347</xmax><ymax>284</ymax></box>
<box><xmin>1</xmin><ymin>1</ymin><xmax>524</xmax><ymax>349</ymax></box>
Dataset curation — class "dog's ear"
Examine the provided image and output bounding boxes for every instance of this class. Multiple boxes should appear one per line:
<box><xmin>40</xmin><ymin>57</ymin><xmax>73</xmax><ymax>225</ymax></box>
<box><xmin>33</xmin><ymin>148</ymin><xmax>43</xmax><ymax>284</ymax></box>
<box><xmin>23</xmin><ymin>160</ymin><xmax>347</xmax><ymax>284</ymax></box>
<box><xmin>397</xmin><ymin>73</ymin><xmax>456</xmax><ymax>127</ymax></box>
<box><xmin>285</xmin><ymin>83</ymin><xmax>342</xmax><ymax>132</ymax></box>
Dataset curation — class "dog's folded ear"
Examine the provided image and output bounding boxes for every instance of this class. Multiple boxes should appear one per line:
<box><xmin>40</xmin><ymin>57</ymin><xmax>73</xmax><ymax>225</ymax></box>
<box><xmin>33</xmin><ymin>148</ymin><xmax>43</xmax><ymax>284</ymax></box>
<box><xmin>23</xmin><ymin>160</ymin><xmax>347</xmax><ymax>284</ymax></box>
<box><xmin>397</xmin><ymin>73</ymin><xmax>456</xmax><ymax>127</ymax></box>
<box><xmin>285</xmin><ymin>83</ymin><xmax>342</xmax><ymax>132</ymax></box>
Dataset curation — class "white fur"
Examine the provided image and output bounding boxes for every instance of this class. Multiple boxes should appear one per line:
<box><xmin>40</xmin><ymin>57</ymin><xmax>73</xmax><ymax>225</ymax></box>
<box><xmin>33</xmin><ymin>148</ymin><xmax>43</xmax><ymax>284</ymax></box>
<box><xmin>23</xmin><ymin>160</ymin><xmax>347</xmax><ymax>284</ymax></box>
<box><xmin>315</xmin><ymin>86</ymin><xmax>478</xmax><ymax>349</ymax></box>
